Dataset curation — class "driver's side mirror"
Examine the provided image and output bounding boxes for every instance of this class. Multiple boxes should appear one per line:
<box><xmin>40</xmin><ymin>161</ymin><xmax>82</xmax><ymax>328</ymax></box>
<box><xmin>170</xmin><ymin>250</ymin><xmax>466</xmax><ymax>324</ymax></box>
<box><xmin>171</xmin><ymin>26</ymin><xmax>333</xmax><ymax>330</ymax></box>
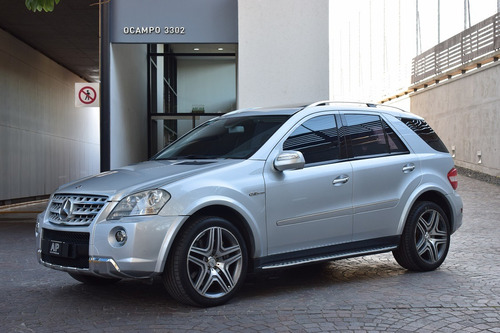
<box><xmin>274</xmin><ymin>151</ymin><xmax>305</xmax><ymax>171</ymax></box>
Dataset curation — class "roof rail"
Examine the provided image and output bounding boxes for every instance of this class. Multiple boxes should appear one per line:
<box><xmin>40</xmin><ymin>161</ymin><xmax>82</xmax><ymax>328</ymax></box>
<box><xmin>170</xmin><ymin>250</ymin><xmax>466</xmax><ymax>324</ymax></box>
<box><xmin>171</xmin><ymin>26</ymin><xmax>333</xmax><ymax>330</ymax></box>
<box><xmin>305</xmin><ymin>101</ymin><xmax>379</xmax><ymax>108</ymax></box>
<box><xmin>376</xmin><ymin>104</ymin><xmax>409</xmax><ymax>113</ymax></box>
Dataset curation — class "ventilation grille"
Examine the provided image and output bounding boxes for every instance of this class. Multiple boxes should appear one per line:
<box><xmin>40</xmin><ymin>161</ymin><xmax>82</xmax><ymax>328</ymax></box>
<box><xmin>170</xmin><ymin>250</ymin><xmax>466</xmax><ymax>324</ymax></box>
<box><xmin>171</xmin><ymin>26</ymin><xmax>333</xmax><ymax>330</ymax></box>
<box><xmin>48</xmin><ymin>194</ymin><xmax>108</xmax><ymax>226</ymax></box>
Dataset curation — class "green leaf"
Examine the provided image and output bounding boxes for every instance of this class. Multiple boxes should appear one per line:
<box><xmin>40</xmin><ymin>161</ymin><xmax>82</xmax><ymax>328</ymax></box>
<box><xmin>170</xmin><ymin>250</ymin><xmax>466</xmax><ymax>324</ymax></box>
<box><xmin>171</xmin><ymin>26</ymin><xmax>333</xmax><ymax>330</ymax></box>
<box><xmin>24</xmin><ymin>0</ymin><xmax>61</xmax><ymax>12</ymax></box>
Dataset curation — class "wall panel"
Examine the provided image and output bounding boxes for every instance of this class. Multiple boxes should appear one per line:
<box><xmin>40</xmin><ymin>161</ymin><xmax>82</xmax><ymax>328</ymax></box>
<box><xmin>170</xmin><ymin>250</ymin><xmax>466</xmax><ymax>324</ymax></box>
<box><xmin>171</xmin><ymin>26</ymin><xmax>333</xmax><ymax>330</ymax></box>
<box><xmin>0</xmin><ymin>28</ymin><xmax>100</xmax><ymax>202</ymax></box>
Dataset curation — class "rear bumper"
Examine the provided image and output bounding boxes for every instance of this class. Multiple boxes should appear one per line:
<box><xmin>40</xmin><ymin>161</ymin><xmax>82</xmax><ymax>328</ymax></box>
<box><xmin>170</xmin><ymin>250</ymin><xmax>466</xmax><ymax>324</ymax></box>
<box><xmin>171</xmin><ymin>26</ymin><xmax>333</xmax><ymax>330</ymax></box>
<box><xmin>447</xmin><ymin>191</ymin><xmax>463</xmax><ymax>234</ymax></box>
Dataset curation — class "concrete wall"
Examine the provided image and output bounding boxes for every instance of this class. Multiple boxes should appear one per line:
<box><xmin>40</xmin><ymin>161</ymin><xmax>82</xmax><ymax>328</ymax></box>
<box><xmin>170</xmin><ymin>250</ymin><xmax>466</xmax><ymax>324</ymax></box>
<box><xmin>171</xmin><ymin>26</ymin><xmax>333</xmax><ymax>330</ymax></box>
<box><xmin>410</xmin><ymin>63</ymin><xmax>500</xmax><ymax>177</ymax></box>
<box><xmin>0</xmin><ymin>28</ymin><xmax>100</xmax><ymax>202</ymax></box>
<box><xmin>237</xmin><ymin>0</ymin><xmax>330</xmax><ymax>108</ymax></box>
<box><xmin>109</xmin><ymin>44</ymin><xmax>148</xmax><ymax>169</ymax></box>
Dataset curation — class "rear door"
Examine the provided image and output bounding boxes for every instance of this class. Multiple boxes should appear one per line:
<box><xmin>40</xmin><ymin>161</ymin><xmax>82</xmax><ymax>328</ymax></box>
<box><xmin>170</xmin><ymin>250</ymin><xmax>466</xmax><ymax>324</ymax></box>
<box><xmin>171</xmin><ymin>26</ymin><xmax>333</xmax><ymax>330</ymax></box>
<box><xmin>341</xmin><ymin>113</ymin><xmax>422</xmax><ymax>241</ymax></box>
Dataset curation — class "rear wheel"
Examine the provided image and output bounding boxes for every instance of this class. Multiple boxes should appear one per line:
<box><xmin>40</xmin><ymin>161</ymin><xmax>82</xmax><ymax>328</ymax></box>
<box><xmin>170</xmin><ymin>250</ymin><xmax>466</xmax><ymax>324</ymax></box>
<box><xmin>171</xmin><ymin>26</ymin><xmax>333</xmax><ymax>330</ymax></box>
<box><xmin>163</xmin><ymin>216</ymin><xmax>248</xmax><ymax>307</ymax></box>
<box><xmin>393</xmin><ymin>201</ymin><xmax>450</xmax><ymax>271</ymax></box>
<box><xmin>68</xmin><ymin>272</ymin><xmax>120</xmax><ymax>285</ymax></box>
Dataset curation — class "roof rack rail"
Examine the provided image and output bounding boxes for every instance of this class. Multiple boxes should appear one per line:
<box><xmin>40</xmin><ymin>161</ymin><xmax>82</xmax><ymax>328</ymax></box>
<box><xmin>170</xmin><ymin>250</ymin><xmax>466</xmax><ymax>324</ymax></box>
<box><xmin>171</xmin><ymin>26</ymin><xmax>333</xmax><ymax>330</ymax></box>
<box><xmin>305</xmin><ymin>101</ymin><xmax>379</xmax><ymax>108</ymax></box>
<box><xmin>376</xmin><ymin>104</ymin><xmax>409</xmax><ymax>113</ymax></box>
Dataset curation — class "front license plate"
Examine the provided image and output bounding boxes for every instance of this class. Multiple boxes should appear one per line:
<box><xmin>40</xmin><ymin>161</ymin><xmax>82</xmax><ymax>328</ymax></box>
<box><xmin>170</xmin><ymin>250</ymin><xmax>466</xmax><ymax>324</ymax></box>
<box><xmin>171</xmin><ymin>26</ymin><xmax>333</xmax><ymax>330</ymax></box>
<box><xmin>49</xmin><ymin>240</ymin><xmax>63</xmax><ymax>256</ymax></box>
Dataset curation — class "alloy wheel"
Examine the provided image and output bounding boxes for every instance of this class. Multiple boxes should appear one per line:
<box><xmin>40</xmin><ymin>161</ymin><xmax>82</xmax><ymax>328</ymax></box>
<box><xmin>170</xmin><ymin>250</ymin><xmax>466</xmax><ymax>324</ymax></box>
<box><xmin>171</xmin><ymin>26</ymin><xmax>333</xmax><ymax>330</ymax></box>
<box><xmin>415</xmin><ymin>209</ymin><xmax>448</xmax><ymax>264</ymax></box>
<box><xmin>187</xmin><ymin>226</ymin><xmax>243</xmax><ymax>298</ymax></box>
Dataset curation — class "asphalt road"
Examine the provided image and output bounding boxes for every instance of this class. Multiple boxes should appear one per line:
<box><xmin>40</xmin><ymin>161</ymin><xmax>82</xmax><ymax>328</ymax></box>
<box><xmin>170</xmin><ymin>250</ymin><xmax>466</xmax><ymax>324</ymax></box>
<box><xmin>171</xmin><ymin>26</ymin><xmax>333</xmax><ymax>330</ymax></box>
<box><xmin>1</xmin><ymin>175</ymin><xmax>499</xmax><ymax>332</ymax></box>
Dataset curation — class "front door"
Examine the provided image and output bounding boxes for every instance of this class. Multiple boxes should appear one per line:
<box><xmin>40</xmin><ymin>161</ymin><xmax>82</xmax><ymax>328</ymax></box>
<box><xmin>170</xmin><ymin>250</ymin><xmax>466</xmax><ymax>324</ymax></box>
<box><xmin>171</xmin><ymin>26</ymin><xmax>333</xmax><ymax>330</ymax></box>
<box><xmin>264</xmin><ymin>114</ymin><xmax>353</xmax><ymax>256</ymax></box>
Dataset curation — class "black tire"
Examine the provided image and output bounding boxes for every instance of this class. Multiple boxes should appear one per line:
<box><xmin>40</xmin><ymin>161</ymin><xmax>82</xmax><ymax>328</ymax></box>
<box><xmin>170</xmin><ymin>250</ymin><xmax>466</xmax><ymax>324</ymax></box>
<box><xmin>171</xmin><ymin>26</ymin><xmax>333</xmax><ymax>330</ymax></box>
<box><xmin>68</xmin><ymin>272</ymin><xmax>121</xmax><ymax>285</ymax></box>
<box><xmin>393</xmin><ymin>201</ymin><xmax>451</xmax><ymax>271</ymax></box>
<box><xmin>163</xmin><ymin>216</ymin><xmax>248</xmax><ymax>307</ymax></box>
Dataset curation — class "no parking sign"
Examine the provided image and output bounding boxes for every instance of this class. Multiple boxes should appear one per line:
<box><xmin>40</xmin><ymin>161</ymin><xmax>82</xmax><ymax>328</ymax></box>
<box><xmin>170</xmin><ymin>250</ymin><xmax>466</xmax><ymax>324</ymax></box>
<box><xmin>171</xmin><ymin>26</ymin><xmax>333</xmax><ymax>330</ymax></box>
<box><xmin>75</xmin><ymin>83</ymin><xmax>99</xmax><ymax>107</ymax></box>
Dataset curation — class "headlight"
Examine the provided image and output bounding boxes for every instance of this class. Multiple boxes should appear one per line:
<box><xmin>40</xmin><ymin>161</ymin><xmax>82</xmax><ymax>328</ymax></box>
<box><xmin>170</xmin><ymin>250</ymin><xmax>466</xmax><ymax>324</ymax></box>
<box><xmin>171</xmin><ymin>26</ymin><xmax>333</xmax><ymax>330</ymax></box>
<box><xmin>108</xmin><ymin>189</ymin><xmax>170</xmax><ymax>220</ymax></box>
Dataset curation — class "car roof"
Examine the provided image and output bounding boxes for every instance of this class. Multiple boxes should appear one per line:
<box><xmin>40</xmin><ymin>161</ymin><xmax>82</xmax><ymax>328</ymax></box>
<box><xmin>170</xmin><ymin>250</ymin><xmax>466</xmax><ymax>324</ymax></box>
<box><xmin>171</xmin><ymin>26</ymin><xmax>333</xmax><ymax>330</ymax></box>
<box><xmin>223</xmin><ymin>106</ymin><xmax>304</xmax><ymax>117</ymax></box>
<box><xmin>224</xmin><ymin>101</ymin><xmax>418</xmax><ymax>119</ymax></box>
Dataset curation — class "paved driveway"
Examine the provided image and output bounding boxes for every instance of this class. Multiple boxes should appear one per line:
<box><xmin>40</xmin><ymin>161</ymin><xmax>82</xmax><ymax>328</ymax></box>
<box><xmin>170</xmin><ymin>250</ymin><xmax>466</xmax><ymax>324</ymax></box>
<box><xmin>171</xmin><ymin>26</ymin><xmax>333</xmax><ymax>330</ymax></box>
<box><xmin>1</xmin><ymin>175</ymin><xmax>499</xmax><ymax>332</ymax></box>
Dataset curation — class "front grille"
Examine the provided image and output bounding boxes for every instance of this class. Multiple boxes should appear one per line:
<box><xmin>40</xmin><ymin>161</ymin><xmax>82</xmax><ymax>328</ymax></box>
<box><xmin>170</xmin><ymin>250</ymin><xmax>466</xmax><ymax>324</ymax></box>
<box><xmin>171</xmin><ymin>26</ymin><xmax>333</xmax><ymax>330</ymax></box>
<box><xmin>41</xmin><ymin>228</ymin><xmax>90</xmax><ymax>269</ymax></box>
<box><xmin>48</xmin><ymin>194</ymin><xmax>108</xmax><ymax>226</ymax></box>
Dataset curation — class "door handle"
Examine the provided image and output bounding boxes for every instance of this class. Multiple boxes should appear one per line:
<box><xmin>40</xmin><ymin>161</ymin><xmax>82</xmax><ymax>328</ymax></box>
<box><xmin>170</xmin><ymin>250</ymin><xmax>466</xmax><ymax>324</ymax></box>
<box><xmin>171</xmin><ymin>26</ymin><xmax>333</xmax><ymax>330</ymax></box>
<box><xmin>333</xmin><ymin>175</ymin><xmax>350</xmax><ymax>185</ymax></box>
<box><xmin>402</xmin><ymin>163</ymin><xmax>416</xmax><ymax>173</ymax></box>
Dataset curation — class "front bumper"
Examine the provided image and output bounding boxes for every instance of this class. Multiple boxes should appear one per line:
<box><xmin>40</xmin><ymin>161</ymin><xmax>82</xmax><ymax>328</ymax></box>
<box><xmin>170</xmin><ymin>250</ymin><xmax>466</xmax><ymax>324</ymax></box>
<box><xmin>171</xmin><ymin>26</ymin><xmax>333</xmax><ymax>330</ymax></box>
<box><xmin>36</xmin><ymin>212</ymin><xmax>184</xmax><ymax>279</ymax></box>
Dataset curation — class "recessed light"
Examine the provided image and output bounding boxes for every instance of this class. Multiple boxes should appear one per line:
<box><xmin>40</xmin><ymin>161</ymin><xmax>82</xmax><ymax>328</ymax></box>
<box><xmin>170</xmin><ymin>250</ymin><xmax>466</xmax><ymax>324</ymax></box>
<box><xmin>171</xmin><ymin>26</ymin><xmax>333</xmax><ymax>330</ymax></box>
<box><xmin>218</xmin><ymin>48</ymin><xmax>224</xmax><ymax>51</ymax></box>
<box><xmin>193</xmin><ymin>48</ymin><xmax>200</xmax><ymax>51</ymax></box>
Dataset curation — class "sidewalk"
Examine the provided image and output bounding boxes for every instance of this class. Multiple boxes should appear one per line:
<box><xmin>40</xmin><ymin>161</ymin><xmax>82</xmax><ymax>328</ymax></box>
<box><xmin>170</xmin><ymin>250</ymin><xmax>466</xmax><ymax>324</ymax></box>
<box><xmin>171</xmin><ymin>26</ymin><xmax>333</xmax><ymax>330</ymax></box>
<box><xmin>0</xmin><ymin>199</ymin><xmax>48</xmax><ymax>222</ymax></box>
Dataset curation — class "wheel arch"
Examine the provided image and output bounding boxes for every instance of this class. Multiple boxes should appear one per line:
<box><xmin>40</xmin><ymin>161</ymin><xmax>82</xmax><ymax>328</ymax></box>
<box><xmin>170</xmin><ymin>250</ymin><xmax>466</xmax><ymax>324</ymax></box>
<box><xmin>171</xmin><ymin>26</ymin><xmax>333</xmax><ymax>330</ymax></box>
<box><xmin>415</xmin><ymin>191</ymin><xmax>453</xmax><ymax>226</ymax></box>
<box><xmin>399</xmin><ymin>187</ymin><xmax>455</xmax><ymax>235</ymax></box>
<box><xmin>162</xmin><ymin>204</ymin><xmax>257</xmax><ymax>273</ymax></box>
<box><xmin>191</xmin><ymin>205</ymin><xmax>256</xmax><ymax>260</ymax></box>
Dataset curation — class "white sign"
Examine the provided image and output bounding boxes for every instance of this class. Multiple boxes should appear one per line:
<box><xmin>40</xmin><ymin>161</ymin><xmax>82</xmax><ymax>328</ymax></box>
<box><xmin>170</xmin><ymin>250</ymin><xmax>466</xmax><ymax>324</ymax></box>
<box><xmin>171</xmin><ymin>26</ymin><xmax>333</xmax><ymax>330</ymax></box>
<box><xmin>75</xmin><ymin>83</ymin><xmax>99</xmax><ymax>107</ymax></box>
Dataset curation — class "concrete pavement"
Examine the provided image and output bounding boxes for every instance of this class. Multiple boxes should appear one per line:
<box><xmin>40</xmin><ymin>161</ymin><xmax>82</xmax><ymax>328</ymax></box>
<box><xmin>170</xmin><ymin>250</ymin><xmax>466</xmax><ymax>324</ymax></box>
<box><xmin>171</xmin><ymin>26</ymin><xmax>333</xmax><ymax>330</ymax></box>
<box><xmin>0</xmin><ymin>175</ymin><xmax>499</xmax><ymax>332</ymax></box>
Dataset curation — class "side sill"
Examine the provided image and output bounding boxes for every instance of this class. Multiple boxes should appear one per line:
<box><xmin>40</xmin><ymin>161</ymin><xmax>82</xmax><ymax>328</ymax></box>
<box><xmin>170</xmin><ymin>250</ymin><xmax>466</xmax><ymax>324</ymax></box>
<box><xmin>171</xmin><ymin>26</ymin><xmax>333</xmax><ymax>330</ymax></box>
<box><xmin>254</xmin><ymin>236</ymin><xmax>400</xmax><ymax>270</ymax></box>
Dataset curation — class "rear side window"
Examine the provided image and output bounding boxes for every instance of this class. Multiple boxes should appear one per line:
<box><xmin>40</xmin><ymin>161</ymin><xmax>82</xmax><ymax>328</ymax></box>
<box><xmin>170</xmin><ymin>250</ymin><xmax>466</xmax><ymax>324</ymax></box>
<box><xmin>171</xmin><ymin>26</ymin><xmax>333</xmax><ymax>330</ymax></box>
<box><xmin>383</xmin><ymin>121</ymin><xmax>410</xmax><ymax>154</ymax></box>
<box><xmin>400</xmin><ymin>118</ymin><xmax>449</xmax><ymax>153</ymax></box>
<box><xmin>283</xmin><ymin>115</ymin><xmax>340</xmax><ymax>164</ymax></box>
<box><xmin>344</xmin><ymin>114</ymin><xmax>409</xmax><ymax>158</ymax></box>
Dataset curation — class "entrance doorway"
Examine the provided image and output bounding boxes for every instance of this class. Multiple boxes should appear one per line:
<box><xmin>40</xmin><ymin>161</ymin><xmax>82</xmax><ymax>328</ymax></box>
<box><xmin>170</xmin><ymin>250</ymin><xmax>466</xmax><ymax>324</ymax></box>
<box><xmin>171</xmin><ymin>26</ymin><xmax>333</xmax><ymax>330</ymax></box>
<box><xmin>147</xmin><ymin>43</ymin><xmax>237</xmax><ymax>156</ymax></box>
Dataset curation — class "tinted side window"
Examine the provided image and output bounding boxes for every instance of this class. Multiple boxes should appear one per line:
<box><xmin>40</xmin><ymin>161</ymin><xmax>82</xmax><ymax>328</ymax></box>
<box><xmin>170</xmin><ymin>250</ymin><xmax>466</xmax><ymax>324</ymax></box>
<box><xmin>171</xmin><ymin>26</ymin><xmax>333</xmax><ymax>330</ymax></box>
<box><xmin>345</xmin><ymin>114</ymin><xmax>388</xmax><ymax>157</ymax></box>
<box><xmin>383</xmin><ymin>120</ymin><xmax>410</xmax><ymax>154</ymax></box>
<box><xmin>283</xmin><ymin>115</ymin><xmax>340</xmax><ymax>164</ymax></box>
<box><xmin>401</xmin><ymin>118</ymin><xmax>448</xmax><ymax>153</ymax></box>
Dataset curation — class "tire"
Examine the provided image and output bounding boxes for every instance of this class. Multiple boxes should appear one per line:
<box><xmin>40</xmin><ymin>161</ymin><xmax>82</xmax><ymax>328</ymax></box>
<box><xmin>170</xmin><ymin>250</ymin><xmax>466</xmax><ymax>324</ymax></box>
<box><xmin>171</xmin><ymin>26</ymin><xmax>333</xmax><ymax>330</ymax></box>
<box><xmin>393</xmin><ymin>201</ymin><xmax>451</xmax><ymax>271</ymax></box>
<box><xmin>68</xmin><ymin>272</ymin><xmax>121</xmax><ymax>285</ymax></box>
<box><xmin>163</xmin><ymin>216</ymin><xmax>248</xmax><ymax>307</ymax></box>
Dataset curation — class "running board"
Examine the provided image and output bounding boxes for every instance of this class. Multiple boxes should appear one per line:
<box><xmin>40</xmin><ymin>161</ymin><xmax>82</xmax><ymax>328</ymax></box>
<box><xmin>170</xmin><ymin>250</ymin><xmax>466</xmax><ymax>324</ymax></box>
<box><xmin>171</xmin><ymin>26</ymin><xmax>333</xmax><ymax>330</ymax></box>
<box><xmin>260</xmin><ymin>245</ymin><xmax>397</xmax><ymax>270</ymax></box>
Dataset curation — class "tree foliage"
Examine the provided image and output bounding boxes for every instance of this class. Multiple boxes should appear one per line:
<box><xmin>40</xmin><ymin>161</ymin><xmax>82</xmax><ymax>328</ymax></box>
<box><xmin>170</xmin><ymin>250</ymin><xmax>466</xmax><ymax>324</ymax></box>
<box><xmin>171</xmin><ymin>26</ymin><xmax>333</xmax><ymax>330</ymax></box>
<box><xmin>25</xmin><ymin>0</ymin><xmax>61</xmax><ymax>12</ymax></box>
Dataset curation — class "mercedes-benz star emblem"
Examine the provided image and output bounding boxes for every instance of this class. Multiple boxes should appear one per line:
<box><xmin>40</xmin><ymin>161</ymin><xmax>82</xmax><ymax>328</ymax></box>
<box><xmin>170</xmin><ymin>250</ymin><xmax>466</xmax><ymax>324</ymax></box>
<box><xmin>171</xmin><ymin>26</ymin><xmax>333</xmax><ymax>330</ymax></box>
<box><xmin>59</xmin><ymin>199</ymin><xmax>74</xmax><ymax>221</ymax></box>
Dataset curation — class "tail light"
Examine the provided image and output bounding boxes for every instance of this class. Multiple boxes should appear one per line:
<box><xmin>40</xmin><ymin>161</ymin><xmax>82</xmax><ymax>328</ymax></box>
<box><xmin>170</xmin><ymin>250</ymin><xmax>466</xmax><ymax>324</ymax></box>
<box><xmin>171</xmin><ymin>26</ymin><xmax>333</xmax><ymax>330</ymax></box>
<box><xmin>447</xmin><ymin>168</ymin><xmax>458</xmax><ymax>190</ymax></box>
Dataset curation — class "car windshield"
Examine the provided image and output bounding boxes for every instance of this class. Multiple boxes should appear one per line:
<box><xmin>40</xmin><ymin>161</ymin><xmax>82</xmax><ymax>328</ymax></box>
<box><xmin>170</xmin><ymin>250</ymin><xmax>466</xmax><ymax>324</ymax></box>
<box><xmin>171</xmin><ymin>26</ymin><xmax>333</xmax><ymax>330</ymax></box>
<box><xmin>153</xmin><ymin>115</ymin><xmax>290</xmax><ymax>160</ymax></box>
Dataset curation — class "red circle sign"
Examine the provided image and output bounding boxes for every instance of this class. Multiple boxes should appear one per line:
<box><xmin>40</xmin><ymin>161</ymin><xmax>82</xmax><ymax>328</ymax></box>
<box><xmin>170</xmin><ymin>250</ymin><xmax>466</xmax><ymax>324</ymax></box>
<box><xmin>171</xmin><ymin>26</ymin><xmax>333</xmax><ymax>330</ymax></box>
<box><xmin>78</xmin><ymin>86</ymin><xmax>97</xmax><ymax>104</ymax></box>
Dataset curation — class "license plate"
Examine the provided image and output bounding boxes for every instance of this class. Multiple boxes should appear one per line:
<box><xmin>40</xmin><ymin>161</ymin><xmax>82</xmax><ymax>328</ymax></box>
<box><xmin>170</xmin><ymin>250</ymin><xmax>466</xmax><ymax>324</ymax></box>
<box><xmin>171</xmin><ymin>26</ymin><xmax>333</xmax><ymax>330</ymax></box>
<box><xmin>49</xmin><ymin>240</ymin><xmax>63</xmax><ymax>256</ymax></box>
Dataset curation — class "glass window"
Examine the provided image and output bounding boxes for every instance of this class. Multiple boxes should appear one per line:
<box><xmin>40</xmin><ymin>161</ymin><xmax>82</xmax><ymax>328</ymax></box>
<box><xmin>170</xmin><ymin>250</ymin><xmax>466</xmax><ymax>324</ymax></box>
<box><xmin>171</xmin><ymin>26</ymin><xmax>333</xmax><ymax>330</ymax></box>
<box><xmin>382</xmin><ymin>119</ymin><xmax>410</xmax><ymax>154</ymax></box>
<box><xmin>400</xmin><ymin>118</ymin><xmax>449</xmax><ymax>153</ymax></box>
<box><xmin>345</xmin><ymin>114</ymin><xmax>389</xmax><ymax>157</ymax></box>
<box><xmin>283</xmin><ymin>115</ymin><xmax>340</xmax><ymax>164</ymax></box>
<box><xmin>345</xmin><ymin>114</ymin><xmax>410</xmax><ymax>158</ymax></box>
<box><xmin>153</xmin><ymin>115</ymin><xmax>289</xmax><ymax>160</ymax></box>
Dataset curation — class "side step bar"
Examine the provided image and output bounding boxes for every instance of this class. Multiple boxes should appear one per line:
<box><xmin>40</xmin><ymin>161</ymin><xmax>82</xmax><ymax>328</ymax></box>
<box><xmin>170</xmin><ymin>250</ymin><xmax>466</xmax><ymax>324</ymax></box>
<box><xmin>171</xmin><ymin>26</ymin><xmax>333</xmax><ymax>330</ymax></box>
<box><xmin>260</xmin><ymin>245</ymin><xmax>397</xmax><ymax>270</ymax></box>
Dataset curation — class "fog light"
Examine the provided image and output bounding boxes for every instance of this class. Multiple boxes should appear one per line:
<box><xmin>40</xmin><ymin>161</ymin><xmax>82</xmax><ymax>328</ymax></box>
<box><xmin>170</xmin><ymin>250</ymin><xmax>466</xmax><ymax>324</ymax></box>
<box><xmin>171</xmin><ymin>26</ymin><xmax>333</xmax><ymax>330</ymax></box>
<box><xmin>115</xmin><ymin>229</ymin><xmax>127</xmax><ymax>244</ymax></box>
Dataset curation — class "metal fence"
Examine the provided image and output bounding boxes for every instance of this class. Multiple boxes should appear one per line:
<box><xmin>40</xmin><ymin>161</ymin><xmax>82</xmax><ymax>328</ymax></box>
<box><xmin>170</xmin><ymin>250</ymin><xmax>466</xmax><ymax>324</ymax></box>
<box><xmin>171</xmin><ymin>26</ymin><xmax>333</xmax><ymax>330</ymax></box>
<box><xmin>412</xmin><ymin>13</ymin><xmax>500</xmax><ymax>84</ymax></box>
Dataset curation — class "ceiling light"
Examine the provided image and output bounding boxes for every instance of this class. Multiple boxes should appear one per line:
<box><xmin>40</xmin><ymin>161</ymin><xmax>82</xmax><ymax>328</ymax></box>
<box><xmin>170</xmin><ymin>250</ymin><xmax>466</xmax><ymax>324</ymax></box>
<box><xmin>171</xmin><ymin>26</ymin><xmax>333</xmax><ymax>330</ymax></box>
<box><xmin>218</xmin><ymin>48</ymin><xmax>224</xmax><ymax>51</ymax></box>
<box><xmin>193</xmin><ymin>48</ymin><xmax>200</xmax><ymax>51</ymax></box>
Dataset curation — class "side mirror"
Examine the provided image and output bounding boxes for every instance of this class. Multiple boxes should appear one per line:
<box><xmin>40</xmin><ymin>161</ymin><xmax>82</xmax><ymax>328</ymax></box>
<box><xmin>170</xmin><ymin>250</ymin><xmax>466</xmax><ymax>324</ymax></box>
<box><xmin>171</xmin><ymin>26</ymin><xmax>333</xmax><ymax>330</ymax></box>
<box><xmin>274</xmin><ymin>151</ymin><xmax>305</xmax><ymax>171</ymax></box>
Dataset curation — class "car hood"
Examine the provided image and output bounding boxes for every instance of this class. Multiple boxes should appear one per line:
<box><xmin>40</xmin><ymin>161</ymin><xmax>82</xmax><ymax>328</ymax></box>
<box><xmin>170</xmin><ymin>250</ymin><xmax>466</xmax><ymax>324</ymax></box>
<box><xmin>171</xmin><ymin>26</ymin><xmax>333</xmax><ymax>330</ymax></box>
<box><xmin>55</xmin><ymin>159</ymin><xmax>241</xmax><ymax>201</ymax></box>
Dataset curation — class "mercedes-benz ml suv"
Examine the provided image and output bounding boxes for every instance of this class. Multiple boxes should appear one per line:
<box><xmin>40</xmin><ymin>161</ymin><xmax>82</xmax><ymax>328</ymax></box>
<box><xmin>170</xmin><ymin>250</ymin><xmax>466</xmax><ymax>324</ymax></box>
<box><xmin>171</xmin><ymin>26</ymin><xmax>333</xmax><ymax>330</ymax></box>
<box><xmin>36</xmin><ymin>101</ymin><xmax>463</xmax><ymax>307</ymax></box>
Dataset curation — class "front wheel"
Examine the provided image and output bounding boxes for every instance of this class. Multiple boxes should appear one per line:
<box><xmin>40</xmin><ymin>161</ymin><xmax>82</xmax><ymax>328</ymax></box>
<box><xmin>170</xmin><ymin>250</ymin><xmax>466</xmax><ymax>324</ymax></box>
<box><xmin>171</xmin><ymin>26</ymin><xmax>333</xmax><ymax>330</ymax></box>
<box><xmin>163</xmin><ymin>216</ymin><xmax>248</xmax><ymax>307</ymax></box>
<box><xmin>393</xmin><ymin>201</ymin><xmax>451</xmax><ymax>271</ymax></box>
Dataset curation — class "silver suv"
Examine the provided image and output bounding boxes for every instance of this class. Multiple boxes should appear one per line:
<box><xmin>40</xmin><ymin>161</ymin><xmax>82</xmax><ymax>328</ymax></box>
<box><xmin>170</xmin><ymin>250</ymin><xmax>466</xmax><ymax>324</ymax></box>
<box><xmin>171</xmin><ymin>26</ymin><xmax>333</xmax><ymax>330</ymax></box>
<box><xmin>36</xmin><ymin>101</ymin><xmax>463</xmax><ymax>306</ymax></box>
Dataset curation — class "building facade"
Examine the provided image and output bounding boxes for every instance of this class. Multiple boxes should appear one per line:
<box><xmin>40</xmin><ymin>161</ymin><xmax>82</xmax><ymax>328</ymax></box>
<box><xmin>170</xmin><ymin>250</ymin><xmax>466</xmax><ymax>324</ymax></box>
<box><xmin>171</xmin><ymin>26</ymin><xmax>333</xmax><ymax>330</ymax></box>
<box><xmin>1</xmin><ymin>0</ymin><xmax>498</xmax><ymax>203</ymax></box>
